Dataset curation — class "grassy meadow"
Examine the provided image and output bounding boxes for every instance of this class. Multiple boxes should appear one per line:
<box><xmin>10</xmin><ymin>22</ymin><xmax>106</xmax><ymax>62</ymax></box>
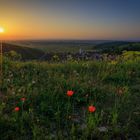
<box><xmin>0</xmin><ymin>50</ymin><xmax>140</xmax><ymax>139</ymax></box>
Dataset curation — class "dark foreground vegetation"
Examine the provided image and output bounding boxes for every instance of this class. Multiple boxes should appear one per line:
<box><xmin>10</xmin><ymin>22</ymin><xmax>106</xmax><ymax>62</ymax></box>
<box><xmin>0</xmin><ymin>50</ymin><xmax>140</xmax><ymax>139</ymax></box>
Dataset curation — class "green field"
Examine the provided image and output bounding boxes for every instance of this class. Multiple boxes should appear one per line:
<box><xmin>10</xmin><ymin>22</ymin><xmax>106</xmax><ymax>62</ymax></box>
<box><xmin>0</xmin><ymin>51</ymin><xmax>140</xmax><ymax>139</ymax></box>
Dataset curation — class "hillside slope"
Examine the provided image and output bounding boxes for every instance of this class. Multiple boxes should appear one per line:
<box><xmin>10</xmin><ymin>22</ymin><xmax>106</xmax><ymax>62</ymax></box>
<box><xmin>2</xmin><ymin>43</ymin><xmax>45</xmax><ymax>60</ymax></box>
<box><xmin>94</xmin><ymin>41</ymin><xmax>140</xmax><ymax>53</ymax></box>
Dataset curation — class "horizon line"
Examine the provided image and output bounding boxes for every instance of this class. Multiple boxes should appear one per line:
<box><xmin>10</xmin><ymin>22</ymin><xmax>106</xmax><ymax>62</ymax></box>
<box><xmin>3</xmin><ymin>38</ymin><xmax>140</xmax><ymax>42</ymax></box>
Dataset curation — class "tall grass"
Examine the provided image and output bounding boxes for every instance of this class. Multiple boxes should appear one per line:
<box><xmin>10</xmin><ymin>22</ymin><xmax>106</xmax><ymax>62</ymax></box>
<box><xmin>0</xmin><ymin>55</ymin><xmax>140</xmax><ymax>139</ymax></box>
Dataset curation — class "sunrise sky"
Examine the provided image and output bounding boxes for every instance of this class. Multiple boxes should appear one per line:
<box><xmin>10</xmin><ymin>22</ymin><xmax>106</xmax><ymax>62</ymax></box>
<box><xmin>0</xmin><ymin>0</ymin><xmax>140</xmax><ymax>40</ymax></box>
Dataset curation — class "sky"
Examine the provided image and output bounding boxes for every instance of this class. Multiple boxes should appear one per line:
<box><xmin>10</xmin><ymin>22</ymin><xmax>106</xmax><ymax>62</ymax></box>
<box><xmin>0</xmin><ymin>0</ymin><xmax>140</xmax><ymax>40</ymax></box>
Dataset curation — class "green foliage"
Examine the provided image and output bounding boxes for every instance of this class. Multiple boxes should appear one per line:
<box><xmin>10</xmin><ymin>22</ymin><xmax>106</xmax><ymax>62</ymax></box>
<box><xmin>5</xmin><ymin>51</ymin><xmax>22</xmax><ymax>61</ymax></box>
<box><xmin>52</xmin><ymin>55</ymin><xmax>60</xmax><ymax>62</ymax></box>
<box><xmin>122</xmin><ymin>51</ymin><xmax>140</xmax><ymax>60</ymax></box>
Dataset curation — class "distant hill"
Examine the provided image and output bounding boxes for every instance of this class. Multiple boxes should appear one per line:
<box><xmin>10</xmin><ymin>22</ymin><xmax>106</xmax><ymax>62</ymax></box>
<box><xmin>2</xmin><ymin>41</ymin><xmax>140</xmax><ymax>61</ymax></box>
<box><xmin>94</xmin><ymin>41</ymin><xmax>140</xmax><ymax>54</ymax></box>
<box><xmin>2</xmin><ymin>43</ymin><xmax>45</xmax><ymax>60</ymax></box>
<box><xmin>6</xmin><ymin>40</ymin><xmax>111</xmax><ymax>53</ymax></box>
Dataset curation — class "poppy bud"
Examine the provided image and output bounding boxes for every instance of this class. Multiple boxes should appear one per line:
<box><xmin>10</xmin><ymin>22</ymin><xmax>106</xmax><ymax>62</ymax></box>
<box><xmin>21</xmin><ymin>98</ymin><xmax>26</xmax><ymax>102</ymax></box>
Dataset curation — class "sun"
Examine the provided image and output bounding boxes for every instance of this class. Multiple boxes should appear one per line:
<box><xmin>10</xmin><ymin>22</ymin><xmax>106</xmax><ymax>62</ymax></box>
<box><xmin>0</xmin><ymin>27</ymin><xmax>4</xmax><ymax>33</ymax></box>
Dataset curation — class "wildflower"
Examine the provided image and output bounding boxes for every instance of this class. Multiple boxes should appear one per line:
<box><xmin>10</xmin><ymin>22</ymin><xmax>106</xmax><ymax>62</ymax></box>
<box><xmin>88</xmin><ymin>105</ymin><xmax>96</xmax><ymax>112</ymax></box>
<box><xmin>14</xmin><ymin>107</ymin><xmax>20</xmax><ymax>112</ymax></box>
<box><xmin>32</xmin><ymin>80</ymin><xmax>36</xmax><ymax>84</ymax></box>
<box><xmin>85</xmin><ymin>94</ymin><xmax>89</xmax><ymax>98</ymax></box>
<box><xmin>118</xmin><ymin>89</ymin><xmax>123</xmax><ymax>95</ymax></box>
<box><xmin>67</xmin><ymin>90</ymin><xmax>74</xmax><ymax>96</ymax></box>
<box><xmin>18</xmin><ymin>88</ymin><xmax>22</xmax><ymax>92</ymax></box>
<box><xmin>21</xmin><ymin>97</ymin><xmax>26</xmax><ymax>102</ymax></box>
<box><xmin>116</xmin><ymin>87</ymin><xmax>126</xmax><ymax>96</ymax></box>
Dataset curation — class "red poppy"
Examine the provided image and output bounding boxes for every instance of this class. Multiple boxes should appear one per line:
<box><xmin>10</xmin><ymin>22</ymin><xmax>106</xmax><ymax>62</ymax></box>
<box><xmin>21</xmin><ymin>98</ymin><xmax>26</xmax><ymax>102</ymax></box>
<box><xmin>67</xmin><ymin>90</ymin><xmax>74</xmax><ymax>96</ymax></box>
<box><xmin>14</xmin><ymin>107</ymin><xmax>20</xmax><ymax>112</ymax></box>
<box><xmin>88</xmin><ymin>105</ymin><xmax>96</xmax><ymax>112</ymax></box>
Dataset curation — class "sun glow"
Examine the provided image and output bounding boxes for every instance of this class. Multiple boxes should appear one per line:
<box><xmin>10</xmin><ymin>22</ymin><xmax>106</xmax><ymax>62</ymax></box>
<box><xmin>0</xmin><ymin>27</ymin><xmax>4</xmax><ymax>33</ymax></box>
